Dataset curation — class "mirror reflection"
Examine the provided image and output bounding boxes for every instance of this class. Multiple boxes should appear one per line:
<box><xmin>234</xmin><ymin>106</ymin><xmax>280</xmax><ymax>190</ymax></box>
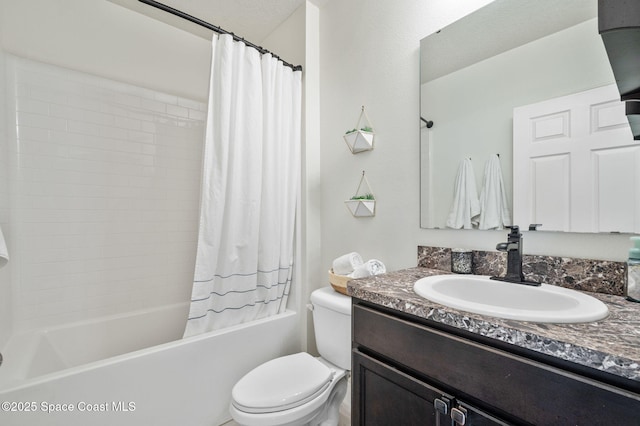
<box><xmin>419</xmin><ymin>0</ymin><xmax>638</xmax><ymax>232</ymax></box>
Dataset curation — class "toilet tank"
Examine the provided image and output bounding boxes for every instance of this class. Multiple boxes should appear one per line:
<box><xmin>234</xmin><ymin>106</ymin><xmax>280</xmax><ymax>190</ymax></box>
<box><xmin>310</xmin><ymin>287</ymin><xmax>352</xmax><ymax>370</ymax></box>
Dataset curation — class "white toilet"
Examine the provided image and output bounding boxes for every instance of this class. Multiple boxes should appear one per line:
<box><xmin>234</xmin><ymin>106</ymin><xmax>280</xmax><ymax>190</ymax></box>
<box><xmin>230</xmin><ymin>287</ymin><xmax>351</xmax><ymax>426</ymax></box>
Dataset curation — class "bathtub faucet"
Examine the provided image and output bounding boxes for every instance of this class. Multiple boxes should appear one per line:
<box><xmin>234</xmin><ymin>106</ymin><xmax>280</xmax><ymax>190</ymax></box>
<box><xmin>490</xmin><ymin>225</ymin><xmax>540</xmax><ymax>287</ymax></box>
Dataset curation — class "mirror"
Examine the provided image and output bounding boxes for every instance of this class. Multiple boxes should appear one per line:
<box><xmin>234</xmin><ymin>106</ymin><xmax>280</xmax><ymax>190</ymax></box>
<box><xmin>419</xmin><ymin>0</ymin><xmax>634</xmax><ymax>232</ymax></box>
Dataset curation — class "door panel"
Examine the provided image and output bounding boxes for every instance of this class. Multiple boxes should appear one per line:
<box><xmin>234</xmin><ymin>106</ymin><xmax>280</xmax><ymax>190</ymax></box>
<box><xmin>513</xmin><ymin>84</ymin><xmax>638</xmax><ymax>232</ymax></box>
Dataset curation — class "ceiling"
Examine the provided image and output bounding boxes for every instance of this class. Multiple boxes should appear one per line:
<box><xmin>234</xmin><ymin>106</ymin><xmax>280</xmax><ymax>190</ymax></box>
<box><xmin>108</xmin><ymin>0</ymin><xmax>308</xmax><ymax>43</ymax></box>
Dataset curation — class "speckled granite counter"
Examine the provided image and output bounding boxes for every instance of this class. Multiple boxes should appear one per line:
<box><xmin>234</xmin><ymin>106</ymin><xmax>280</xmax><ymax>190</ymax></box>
<box><xmin>347</xmin><ymin>267</ymin><xmax>640</xmax><ymax>384</ymax></box>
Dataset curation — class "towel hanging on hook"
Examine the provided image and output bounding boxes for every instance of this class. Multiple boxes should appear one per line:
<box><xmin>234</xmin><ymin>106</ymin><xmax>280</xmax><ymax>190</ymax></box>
<box><xmin>446</xmin><ymin>158</ymin><xmax>480</xmax><ymax>229</ymax></box>
<box><xmin>477</xmin><ymin>154</ymin><xmax>511</xmax><ymax>230</ymax></box>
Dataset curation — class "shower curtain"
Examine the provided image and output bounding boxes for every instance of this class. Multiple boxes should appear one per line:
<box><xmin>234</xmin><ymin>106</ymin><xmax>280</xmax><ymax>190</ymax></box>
<box><xmin>184</xmin><ymin>34</ymin><xmax>301</xmax><ymax>336</ymax></box>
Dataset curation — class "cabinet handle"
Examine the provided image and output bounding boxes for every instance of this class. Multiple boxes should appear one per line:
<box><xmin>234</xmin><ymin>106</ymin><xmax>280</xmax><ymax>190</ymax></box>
<box><xmin>434</xmin><ymin>397</ymin><xmax>450</xmax><ymax>415</ymax></box>
<box><xmin>434</xmin><ymin>397</ymin><xmax>451</xmax><ymax>426</ymax></box>
<box><xmin>451</xmin><ymin>407</ymin><xmax>467</xmax><ymax>425</ymax></box>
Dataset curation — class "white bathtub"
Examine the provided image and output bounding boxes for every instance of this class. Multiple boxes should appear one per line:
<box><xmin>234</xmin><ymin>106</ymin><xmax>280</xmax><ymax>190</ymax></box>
<box><xmin>0</xmin><ymin>305</ymin><xmax>300</xmax><ymax>426</ymax></box>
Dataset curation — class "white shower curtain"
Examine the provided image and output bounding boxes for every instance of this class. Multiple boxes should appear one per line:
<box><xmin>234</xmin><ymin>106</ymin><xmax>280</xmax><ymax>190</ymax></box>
<box><xmin>184</xmin><ymin>34</ymin><xmax>301</xmax><ymax>336</ymax></box>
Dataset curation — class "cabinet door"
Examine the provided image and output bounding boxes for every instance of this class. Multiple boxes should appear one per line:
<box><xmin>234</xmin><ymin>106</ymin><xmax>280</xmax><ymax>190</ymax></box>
<box><xmin>352</xmin><ymin>350</ymin><xmax>450</xmax><ymax>426</ymax></box>
<box><xmin>451</xmin><ymin>402</ymin><xmax>511</xmax><ymax>426</ymax></box>
<box><xmin>353</xmin><ymin>350</ymin><xmax>506</xmax><ymax>426</ymax></box>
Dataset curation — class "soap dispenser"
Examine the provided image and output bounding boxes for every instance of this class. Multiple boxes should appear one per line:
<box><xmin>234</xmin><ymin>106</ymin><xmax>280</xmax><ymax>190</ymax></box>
<box><xmin>626</xmin><ymin>236</ymin><xmax>640</xmax><ymax>302</ymax></box>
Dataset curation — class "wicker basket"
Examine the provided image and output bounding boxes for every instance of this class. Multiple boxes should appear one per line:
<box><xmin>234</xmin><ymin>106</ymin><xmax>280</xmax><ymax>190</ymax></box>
<box><xmin>328</xmin><ymin>269</ymin><xmax>351</xmax><ymax>295</ymax></box>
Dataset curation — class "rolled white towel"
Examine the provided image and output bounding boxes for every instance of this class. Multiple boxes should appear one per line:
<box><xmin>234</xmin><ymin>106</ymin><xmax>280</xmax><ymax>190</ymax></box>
<box><xmin>0</xmin><ymin>226</ymin><xmax>8</xmax><ymax>268</ymax></box>
<box><xmin>332</xmin><ymin>252</ymin><xmax>363</xmax><ymax>276</ymax></box>
<box><xmin>349</xmin><ymin>259</ymin><xmax>386</xmax><ymax>278</ymax></box>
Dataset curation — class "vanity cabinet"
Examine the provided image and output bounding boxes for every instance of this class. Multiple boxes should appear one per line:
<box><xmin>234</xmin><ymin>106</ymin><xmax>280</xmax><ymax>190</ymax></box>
<box><xmin>352</xmin><ymin>300</ymin><xmax>640</xmax><ymax>425</ymax></box>
<box><xmin>353</xmin><ymin>351</ymin><xmax>506</xmax><ymax>425</ymax></box>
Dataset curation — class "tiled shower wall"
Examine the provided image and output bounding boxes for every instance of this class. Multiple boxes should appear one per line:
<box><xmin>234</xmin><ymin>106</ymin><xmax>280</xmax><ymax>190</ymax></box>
<box><xmin>0</xmin><ymin>50</ymin><xmax>12</xmax><ymax>346</ymax></box>
<box><xmin>4</xmin><ymin>54</ymin><xmax>206</xmax><ymax>331</ymax></box>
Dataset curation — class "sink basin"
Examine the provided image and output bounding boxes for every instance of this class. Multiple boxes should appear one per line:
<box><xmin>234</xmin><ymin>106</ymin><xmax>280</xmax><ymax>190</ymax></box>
<box><xmin>413</xmin><ymin>275</ymin><xmax>609</xmax><ymax>323</ymax></box>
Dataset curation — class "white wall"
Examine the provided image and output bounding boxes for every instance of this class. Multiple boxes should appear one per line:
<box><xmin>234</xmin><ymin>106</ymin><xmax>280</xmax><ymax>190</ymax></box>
<box><xmin>303</xmin><ymin>2</ymin><xmax>322</xmax><ymax>355</ymax></box>
<box><xmin>319</xmin><ymin>0</ymin><xmax>632</xmax><ymax>276</ymax></box>
<box><xmin>262</xmin><ymin>4</ymin><xmax>306</xmax><ymax>68</ymax></box>
<box><xmin>0</xmin><ymin>0</ymin><xmax>210</xmax><ymax>101</ymax></box>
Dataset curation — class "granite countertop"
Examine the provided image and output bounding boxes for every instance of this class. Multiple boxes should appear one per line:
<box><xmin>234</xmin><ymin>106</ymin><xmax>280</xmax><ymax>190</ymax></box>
<box><xmin>347</xmin><ymin>267</ymin><xmax>640</xmax><ymax>384</ymax></box>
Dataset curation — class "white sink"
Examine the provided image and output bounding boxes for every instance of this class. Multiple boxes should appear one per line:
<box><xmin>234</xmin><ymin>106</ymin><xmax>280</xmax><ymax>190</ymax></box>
<box><xmin>413</xmin><ymin>275</ymin><xmax>609</xmax><ymax>323</ymax></box>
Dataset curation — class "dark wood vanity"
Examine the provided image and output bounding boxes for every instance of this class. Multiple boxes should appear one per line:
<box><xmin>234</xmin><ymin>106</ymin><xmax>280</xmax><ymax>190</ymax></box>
<box><xmin>349</xmin><ymin>268</ymin><xmax>640</xmax><ymax>425</ymax></box>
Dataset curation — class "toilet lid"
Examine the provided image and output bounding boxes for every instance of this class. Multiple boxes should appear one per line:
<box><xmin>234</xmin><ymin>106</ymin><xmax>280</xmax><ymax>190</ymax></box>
<box><xmin>232</xmin><ymin>352</ymin><xmax>333</xmax><ymax>414</ymax></box>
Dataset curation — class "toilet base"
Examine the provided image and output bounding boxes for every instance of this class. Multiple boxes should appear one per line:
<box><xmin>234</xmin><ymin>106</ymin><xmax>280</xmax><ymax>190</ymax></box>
<box><xmin>313</xmin><ymin>375</ymin><xmax>348</xmax><ymax>426</ymax></box>
<box><xmin>230</xmin><ymin>370</ymin><xmax>348</xmax><ymax>426</ymax></box>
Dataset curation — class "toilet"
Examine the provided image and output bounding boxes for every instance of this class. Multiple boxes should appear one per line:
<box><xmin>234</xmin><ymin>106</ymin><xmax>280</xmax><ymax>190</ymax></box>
<box><xmin>230</xmin><ymin>287</ymin><xmax>351</xmax><ymax>426</ymax></box>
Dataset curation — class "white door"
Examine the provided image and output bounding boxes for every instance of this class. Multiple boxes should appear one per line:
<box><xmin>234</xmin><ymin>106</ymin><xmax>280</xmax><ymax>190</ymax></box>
<box><xmin>513</xmin><ymin>84</ymin><xmax>639</xmax><ymax>233</ymax></box>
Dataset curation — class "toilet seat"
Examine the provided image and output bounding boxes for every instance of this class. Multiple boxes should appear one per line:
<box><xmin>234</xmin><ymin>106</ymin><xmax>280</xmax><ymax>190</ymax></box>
<box><xmin>232</xmin><ymin>353</ymin><xmax>334</xmax><ymax>414</ymax></box>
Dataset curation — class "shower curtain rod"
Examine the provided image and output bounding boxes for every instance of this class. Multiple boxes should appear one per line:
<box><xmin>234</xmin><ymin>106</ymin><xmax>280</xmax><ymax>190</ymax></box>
<box><xmin>137</xmin><ymin>0</ymin><xmax>303</xmax><ymax>72</ymax></box>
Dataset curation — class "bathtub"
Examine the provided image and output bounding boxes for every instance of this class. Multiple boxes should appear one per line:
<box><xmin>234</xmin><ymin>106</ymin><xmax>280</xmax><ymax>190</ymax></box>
<box><xmin>0</xmin><ymin>305</ymin><xmax>300</xmax><ymax>426</ymax></box>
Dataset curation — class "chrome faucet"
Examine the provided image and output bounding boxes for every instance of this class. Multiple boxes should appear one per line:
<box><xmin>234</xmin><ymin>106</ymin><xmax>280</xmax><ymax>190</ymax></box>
<box><xmin>490</xmin><ymin>225</ymin><xmax>540</xmax><ymax>286</ymax></box>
